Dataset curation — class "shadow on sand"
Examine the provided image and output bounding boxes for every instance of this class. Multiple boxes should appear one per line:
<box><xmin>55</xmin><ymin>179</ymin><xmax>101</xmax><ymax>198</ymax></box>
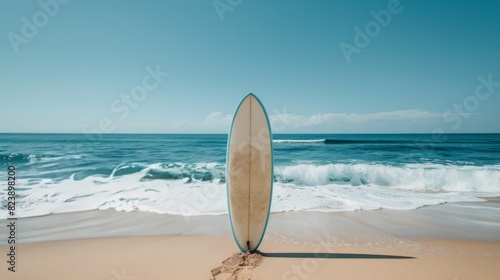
<box><xmin>257</xmin><ymin>251</ymin><xmax>415</xmax><ymax>259</ymax></box>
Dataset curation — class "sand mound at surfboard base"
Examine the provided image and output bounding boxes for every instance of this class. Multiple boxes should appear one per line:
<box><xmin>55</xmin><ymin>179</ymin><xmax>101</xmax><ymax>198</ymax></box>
<box><xmin>210</xmin><ymin>252</ymin><xmax>264</xmax><ymax>280</ymax></box>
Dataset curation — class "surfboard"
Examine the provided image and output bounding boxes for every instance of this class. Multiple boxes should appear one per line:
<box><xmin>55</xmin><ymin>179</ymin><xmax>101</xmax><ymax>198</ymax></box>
<box><xmin>226</xmin><ymin>93</ymin><xmax>273</xmax><ymax>253</ymax></box>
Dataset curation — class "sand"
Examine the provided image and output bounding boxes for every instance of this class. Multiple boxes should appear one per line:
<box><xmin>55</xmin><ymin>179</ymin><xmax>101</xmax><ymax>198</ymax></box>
<box><xmin>1</xmin><ymin>200</ymin><xmax>500</xmax><ymax>279</ymax></box>
<box><xmin>211</xmin><ymin>252</ymin><xmax>263</xmax><ymax>280</ymax></box>
<box><xmin>1</xmin><ymin>235</ymin><xmax>499</xmax><ymax>279</ymax></box>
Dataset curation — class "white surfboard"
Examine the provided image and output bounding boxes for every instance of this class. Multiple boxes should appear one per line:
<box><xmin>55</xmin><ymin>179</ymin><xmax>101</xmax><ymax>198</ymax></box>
<box><xmin>226</xmin><ymin>93</ymin><xmax>273</xmax><ymax>253</ymax></box>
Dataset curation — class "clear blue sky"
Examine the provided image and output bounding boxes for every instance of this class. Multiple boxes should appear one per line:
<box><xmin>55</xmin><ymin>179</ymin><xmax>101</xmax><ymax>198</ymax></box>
<box><xmin>1</xmin><ymin>0</ymin><xmax>499</xmax><ymax>133</ymax></box>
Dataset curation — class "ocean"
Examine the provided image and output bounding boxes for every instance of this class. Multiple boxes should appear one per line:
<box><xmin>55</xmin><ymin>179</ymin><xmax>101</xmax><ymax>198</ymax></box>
<box><xmin>1</xmin><ymin>133</ymin><xmax>499</xmax><ymax>219</ymax></box>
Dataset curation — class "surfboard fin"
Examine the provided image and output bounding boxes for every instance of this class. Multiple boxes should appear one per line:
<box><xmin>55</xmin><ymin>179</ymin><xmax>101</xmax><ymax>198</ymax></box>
<box><xmin>246</xmin><ymin>241</ymin><xmax>250</xmax><ymax>252</ymax></box>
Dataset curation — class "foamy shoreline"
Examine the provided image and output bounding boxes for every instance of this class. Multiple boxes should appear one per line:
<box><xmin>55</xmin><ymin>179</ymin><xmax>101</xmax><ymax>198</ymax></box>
<box><xmin>3</xmin><ymin>161</ymin><xmax>499</xmax><ymax>219</ymax></box>
<box><xmin>2</xmin><ymin>200</ymin><xmax>499</xmax><ymax>245</ymax></box>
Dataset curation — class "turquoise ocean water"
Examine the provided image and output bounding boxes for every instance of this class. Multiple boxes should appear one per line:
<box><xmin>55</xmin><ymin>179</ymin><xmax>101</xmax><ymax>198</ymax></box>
<box><xmin>1</xmin><ymin>133</ymin><xmax>499</xmax><ymax>218</ymax></box>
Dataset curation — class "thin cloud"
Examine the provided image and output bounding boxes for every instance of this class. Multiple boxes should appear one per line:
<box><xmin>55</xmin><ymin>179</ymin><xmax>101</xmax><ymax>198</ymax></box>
<box><xmin>202</xmin><ymin>112</ymin><xmax>232</xmax><ymax>126</ymax></box>
<box><xmin>307</xmin><ymin>110</ymin><xmax>444</xmax><ymax>125</ymax></box>
<box><xmin>173</xmin><ymin>112</ymin><xmax>232</xmax><ymax>132</ymax></box>
<box><xmin>174</xmin><ymin>109</ymin><xmax>448</xmax><ymax>133</ymax></box>
<box><xmin>278</xmin><ymin>109</ymin><xmax>442</xmax><ymax>126</ymax></box>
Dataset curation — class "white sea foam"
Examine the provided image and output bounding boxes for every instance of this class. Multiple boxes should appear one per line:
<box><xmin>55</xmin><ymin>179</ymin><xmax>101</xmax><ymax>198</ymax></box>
<box><xmin>276</xmin><ymin>163</ymin><xmax>500</xmax><ymax>192</ymax></box>
<box><xmin>1</xmin><ymin>163</ymin><xmax>499</xmax><ymax>219</ymax></box>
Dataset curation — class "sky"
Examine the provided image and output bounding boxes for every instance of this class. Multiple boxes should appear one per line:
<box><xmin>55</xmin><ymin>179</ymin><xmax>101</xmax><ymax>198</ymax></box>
<box><xmin>1</xmin><ymin>0</ymin><xmax>499</xmax><ymax>134</ymax></box>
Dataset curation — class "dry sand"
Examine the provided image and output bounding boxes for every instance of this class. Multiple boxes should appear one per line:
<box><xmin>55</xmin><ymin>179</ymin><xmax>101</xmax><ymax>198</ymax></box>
<box><xmin>1</xmin><ymin>200</ymin><xmax>500</xmax><ymax>279</ymax></box>
<box><xmin>1</xmin><ymin>235</ymin><xmax>500</xmax><ymax>279</ymax></box>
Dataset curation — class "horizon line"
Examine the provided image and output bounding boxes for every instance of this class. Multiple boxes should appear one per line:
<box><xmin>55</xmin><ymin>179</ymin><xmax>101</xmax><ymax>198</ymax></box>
<box><xmin>1</xmin><ymin>132</ymin><xmax>499</xmax><ymax>135</ymax></box>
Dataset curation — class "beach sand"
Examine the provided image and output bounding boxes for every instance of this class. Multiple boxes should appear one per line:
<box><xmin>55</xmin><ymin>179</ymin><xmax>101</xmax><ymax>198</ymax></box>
<box><xmin>1</xmin><ymin>200</ymin><xmax>500</xmax><ymax>279</ymax></box>
<box><xmin>2</xmin><ymin>235</ymin><xmax>500</xmax><ymax>280</ymax></box>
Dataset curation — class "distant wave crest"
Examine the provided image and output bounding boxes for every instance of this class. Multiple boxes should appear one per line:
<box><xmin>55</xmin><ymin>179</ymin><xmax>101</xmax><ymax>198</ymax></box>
<box><xmin>273</xmin><ymin>139</ymin><xmax>326</xmax><ymax>144</ymax></box>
